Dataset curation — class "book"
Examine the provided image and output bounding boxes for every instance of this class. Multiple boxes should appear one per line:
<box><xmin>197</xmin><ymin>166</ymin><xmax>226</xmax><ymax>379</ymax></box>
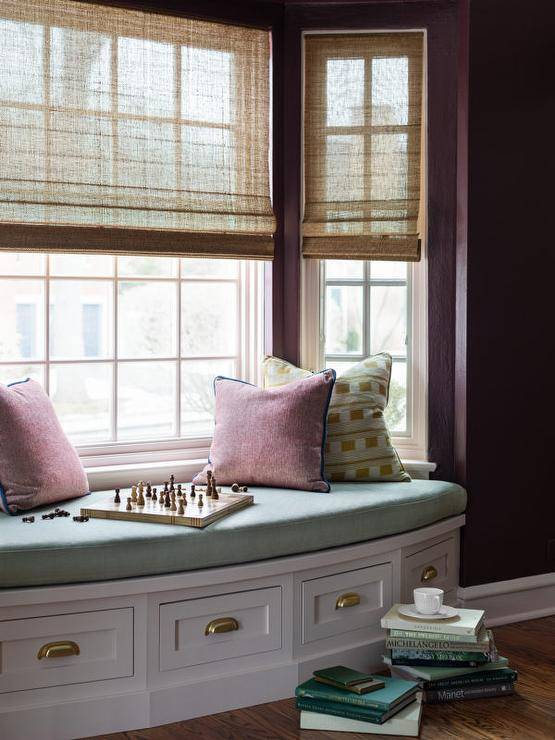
<box><xmin>313</xmin><ymin>665</ymin><xmax>386</xmax><ymax>694</ymax></box>
<box><xmin>299</xmin><ymin>700</ymin><xmax>423</xmax><ymax>736</ymax></box>
<box><xmin>389</xmin><ymin>626</ymin><xmax>488</xmax><ymax>643</ymax></box>
<box><xmin>296</xmin><ymin>675</ymin><xmax>419</xmax><ymax>713</ymax></box>
<box><xmin>385</xmin><ymin>628</ymin><xmax>494</xmax><ymax>653</ymax></box>
<box><xmin>390</xmin><ymin>648</ymin><xmax>490</xmax><ymax>667</ymax></box>
<box><xmin>423</xmin><ymin>681</ymin><xmax>514</xmax><ymax>704</ymax></box>
<box><xmin>424</xmin><ymin>668</ymin><xmax>518</xmax><ymax>691</ymax></box>
<box><xmin>295</xmin><ymin>693</ymin><xmax>417</xmax><ymax>724</ymax></box>
<box><xmin>381</xmin><ymin>604</ymin><xmax>485</xmax><ymax>636</ymax></box>
<box><xmin>386</xmin><ymin>655</ymin><xmax>509</xmax><ymax>683</ymax></box>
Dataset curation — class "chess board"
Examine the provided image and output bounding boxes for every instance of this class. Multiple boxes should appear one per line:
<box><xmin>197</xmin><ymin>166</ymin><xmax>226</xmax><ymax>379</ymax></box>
<box><xmin>81</xmin><ymin>490</ymin><xmax>254</xmax><ymax>529</ymax></box>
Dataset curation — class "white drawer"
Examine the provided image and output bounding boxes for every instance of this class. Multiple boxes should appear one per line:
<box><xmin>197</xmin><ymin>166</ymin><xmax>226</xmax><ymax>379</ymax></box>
<box><xmin>0</xmin><ymin>607</ymin><xmax>133</xmax><ymax>693</ymax></box>
<box><xmin>301</xmin><ymin>562</ymin><xmax>392</xmax><ymax>644</ymax></box>
<box><xmin>403</xmin><ymin>536</ymin><xmax>458</xmax><ymax>601</ymax></box>
<box><xmin>159</xmin><ymin>587</ymin><xmax>282</xmax><ymax>671</ymax></box>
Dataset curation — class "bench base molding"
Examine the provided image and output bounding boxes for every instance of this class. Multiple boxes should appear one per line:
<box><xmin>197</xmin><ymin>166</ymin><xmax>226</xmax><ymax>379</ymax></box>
<box><xmin>0</xmin><ymin>515</ymin><xmax>464</xmax><ymax>740</ymax></box>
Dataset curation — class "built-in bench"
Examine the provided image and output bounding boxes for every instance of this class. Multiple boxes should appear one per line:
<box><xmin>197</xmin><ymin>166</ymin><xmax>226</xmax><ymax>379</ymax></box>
<box><xmin>0</xmin><ymin>480</ymin><xmax>466</xmax><ymax>740</ymax></box>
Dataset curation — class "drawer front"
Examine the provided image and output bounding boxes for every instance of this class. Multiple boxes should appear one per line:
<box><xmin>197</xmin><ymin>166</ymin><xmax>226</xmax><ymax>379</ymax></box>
<box><xmin>159</xmin><ymin>587</ymin><xmax>282</xmax><ymax>671</ymax></box>
<box><xmin>301</xmin><ymin>562</ymin><xmax>392</xmax><ymax>644</ymax></box>
<box><xmin>0</xmin><ymin>608</ymin><xmax>133</xmax><ymax>693</ymax></box>
<box><xmin>403</xmin><ymin>537</ymin><xmax>457</xmax><ymax>601</ymax></box>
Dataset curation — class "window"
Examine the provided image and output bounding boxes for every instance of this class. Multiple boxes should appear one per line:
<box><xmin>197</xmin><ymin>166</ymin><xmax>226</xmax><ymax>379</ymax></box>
<box><xmin>0</xmin><ymin>253</ymin><xmax>264</xmax><ymax>451</ymax></box>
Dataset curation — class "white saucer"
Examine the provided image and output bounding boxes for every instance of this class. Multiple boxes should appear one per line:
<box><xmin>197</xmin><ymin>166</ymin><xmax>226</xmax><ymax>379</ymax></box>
<box><xmin>398</xmin><ymin>604</ymin><xmax>458</xmax><ymax>620</ymax></box>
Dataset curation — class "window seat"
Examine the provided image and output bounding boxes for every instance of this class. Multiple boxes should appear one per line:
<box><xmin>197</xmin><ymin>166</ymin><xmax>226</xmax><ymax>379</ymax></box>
<box><xmin>0</xmin><ymin>481</ymin><xmax>466</xmax><ymax>589</ymax></box>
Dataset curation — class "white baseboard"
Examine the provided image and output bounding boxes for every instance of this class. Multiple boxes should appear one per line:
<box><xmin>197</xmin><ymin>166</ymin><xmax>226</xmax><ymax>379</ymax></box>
<box><xmin>458</xmin><ymin>572</ymin><xmax>555</xmax><ymax>626</ymax></box>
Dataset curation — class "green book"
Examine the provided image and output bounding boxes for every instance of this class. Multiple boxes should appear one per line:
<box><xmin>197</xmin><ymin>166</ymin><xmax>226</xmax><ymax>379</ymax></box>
<box><xmin>300</xmin><ymin>701</ymin><xmax>423</xmax><ymax>736</ymax></box>
<box><xmin>295</xmin><ymin>693</ymin><xmax>417</xmax><ymax>725</ymax></box>
<box><xmin>389</xmin><ymin>627</ymin><xmax>487</xmax><ymax>644</ymax></box>
<box><xmin>385</xmin><ymin>655</ymin><xmax>509</xmax><ymax>682</ymax></box>
<box><xmin>295</xmin><ymin>675</ymin><xmax>418</xmax><ymax>713</ymax></box>
<box><xmin>386</xmin><ymin>629</ymin><xmax>494</xmax><ymax>653</ymax></box>
<box><xmin>313</xmin><ymin>666</ymin><xmax>385</xmax><ymax>694</ymax></box>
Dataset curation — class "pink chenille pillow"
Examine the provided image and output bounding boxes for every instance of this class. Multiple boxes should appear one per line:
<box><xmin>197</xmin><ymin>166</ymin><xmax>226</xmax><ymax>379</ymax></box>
<box><xmin>0</xmin><ymin>379</ymin><xmax>89</xmax><ymax>514</ymax></box>
<box><xmin>193</xmin><ymin>370</ymin><xmax>336</xmax><ymax>492</ymax></box>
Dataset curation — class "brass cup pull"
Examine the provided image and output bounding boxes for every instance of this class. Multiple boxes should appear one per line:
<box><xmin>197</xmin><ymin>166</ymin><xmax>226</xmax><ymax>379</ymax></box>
<box><xmin>37</xmin><ymin>640</ymin><xmax>80</xmax><ymax>660</ymax></box>
<box><xmin>204</xmin><ymin>617</ymin><xmax>239</xmax><ymax>636</ymax></box>
<box><xmin>335</xmin><ymin>592</ymin><xmax>361</xmax><ymax>609</ymax></box>
<box><xmin>421</xmin><ymin>565</ymin><xmax>438</xmax><ymax>583</ymax></box>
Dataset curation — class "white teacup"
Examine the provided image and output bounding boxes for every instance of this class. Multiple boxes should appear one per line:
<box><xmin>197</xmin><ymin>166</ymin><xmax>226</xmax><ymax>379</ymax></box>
<box><xmin>413</xmin><ymin>587</ymin><xmax>444</xmax><ymax>615</ymax></box>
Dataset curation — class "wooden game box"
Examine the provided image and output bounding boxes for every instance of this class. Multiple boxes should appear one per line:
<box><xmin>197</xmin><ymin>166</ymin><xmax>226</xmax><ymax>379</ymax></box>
<box><xmin>81</xmin><ymin>490</ymin><xmax>254</xmax><ymax>529</ymax></box>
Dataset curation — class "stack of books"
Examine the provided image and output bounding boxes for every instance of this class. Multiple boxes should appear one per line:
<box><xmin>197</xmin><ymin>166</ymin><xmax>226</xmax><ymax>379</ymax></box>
<box><xmin>381</xmin><ymin>604</ymin><xmax>517</xmax><ymax>703</ymax></box>
<box><xmin>295</xmin><ymin>665</ymin><xmax>422</xmax><ymax>736</ymax></box>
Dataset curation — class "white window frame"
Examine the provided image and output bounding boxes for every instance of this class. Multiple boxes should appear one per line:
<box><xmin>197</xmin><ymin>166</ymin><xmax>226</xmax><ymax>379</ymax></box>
<box><xmin>0</xmin><ymin>257</ymin><xmax>265</xmax><ymax>489</ymax></box>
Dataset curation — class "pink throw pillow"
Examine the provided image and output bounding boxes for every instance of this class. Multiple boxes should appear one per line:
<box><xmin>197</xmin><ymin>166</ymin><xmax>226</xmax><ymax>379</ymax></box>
<box><xmin>193</xmin><ymin>370</ymin><xmax>336</xmax><ymax>492</ymax></box>
<box><xmin>0</xmin><ymin>379</ymin><xmax>89</xmax><ymax>514</ymax></box>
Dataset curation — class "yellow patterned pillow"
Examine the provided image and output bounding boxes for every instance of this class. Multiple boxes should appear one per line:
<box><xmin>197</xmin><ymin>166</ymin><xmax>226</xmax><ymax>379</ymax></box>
<box><xmin>262</xmin><ymin>353</ymin><xmax>410</xmax><ymax>483</ymax></box>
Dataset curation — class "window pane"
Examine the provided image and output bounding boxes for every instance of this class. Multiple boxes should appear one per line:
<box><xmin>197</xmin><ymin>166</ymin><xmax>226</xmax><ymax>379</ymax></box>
<box><xmin>326</xmin><ymin>58</ymin><xmax>364</xmax><ymax>126</ymax></box>
<box><xmin>118</xmin><ymin>119</ymin><xmax>176</xmax><ymax>191</ymax></box>
<box><xmin>325</xmin><ymin>285</ymin><xmax>363</xmax><ymax>354</ymax></box>
<box><xmin>181</xmin><ymin>125</ymin><xmax>231</xmax><ymax>193</ymax></box>
<box><xmin>371</xmin><ymin>56</ymin><xmax>409</xmax><ymax>126</ymax></box>
<box><xmin>385</xmin><ymin>360</ymin><xmax>407</xmax><ymax>433</ymax></box>
<box><xmin>370</xmin><ymin>285</ymin><xmax>407</xmax><ymax>356</ymax></box>
<box><xmin>118</xmin><ymin>361</ymin><xmax>176</xmax><ymax>440</ymax></box>
<box><xmin>0</xmin><ymin>20</ymin><xmax>44</xmax><ymax>104</ymax></box>
<box><xmin>181</xmin><ymin>258</ymin><xmax>238</xmax><ymax>279</ymax></box>
<box><xmin>49</xmin><ymin>280</ymin><xmax>113</xmax><ymax>360</ymax></box>
<box><xmin>370</xmin><ymin>133</ymin><xmax>408</xmax><ymax>202</ymax></box>
<box><xmin>181</xmin><ymin>46</ymin><xmax>232</xmax><ymax>124</ymax></box>
<box><xmin>181</xmin><ymin>282</ymin><xmax>237</xmax><ymax>357</ymax></box>
<box><xmin>0</xmin><ymin>279</ymin><xmax>44</xmax><ymax>361</ymax></box>
<box><xmin>0</xmin><ymin>364</ymin><xmax>44</xmax><ymax>386</ymax></box>
<box><xmin>50</xmin><ymin>363</ymin><xmax>112</xmax><ymax>444</ymax></box>
<box><xmin>181</xmin><ymin>358</ymin><xmax>235</xmax><ymax>437</ymax></box>
<box><xmin>326</xmin><ymin>134</ymin><xmax>364</xmax><ymax>201</ymax></box>
<box><xmin>50</xmin><ymin>254</ymin><xmax>114</xmax><ymax>277</ymax></box>
<box><xmin>118</xmin><ymin>256</ymin><xmax>177</xmax><ymax>278</ymax></box>
<box><xmin>0</xmin><ymin>253</ymin><xmax>45</xmax><ymax>275</ymax></box>
<box><xmin>118</xmin><ymin>281</ymin><xmax>177</xmax><ymax>359</ymax></box>
<box><xmin>118</xmin><ymin>37</ymin><xmax>174</xmax><ymax>117</ymax></box>
<box><xmin>325</xmin><ymin>260</ymin><xmax>364</xmax><ymax>280</ymax></box>
<box><xmin>370</xmin><ymin>260</ymin><xmax>407</xmax><ymax>280</ymax></box>
<box><xmin>325</xmin><ymin>359</ymin><xmax>358</xmax><ymax>377</ymax></box>
<box><xmin>50</xmin><ymin>27</ymin><xmax>111</xmax><ymax>111</ymax></box>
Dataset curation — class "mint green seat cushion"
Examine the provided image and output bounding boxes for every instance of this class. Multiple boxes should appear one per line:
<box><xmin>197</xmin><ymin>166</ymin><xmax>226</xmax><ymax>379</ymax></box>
<box><xmin>0</xmin><ymin>481</ymin><xmax>466</xmax><ymax>589</ymax></box>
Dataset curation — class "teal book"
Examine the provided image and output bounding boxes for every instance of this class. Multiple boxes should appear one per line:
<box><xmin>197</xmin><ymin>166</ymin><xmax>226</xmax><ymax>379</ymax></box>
<box><xmin>386</xmin><ymin>655</ymin><xmax>509</xmax><ymax>682</ymax></box>
<box><xmin>425</xmin><ymin>668</ymin><xmax>518</xmax><ymax>691</ymax></box>
<box><xmin>295</xmin><ymin>693</ymin><xmax>417</xmax><ymax>725</ymax></box>
<box><xmin>295</xmin><ymin>675</ymin><xmax>418</xmax><ymax>712</ymax></box>
<box><xmin>391</xmin><ymin>648</ymin><xmax>490</xmax><ymax>667</ymax></box>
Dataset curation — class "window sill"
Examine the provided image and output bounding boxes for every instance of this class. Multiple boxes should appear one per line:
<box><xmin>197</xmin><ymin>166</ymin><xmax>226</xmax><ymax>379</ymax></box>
<box><xmin>85</xmin><ymin>458</ymin><xmax>437</xmax><ymax>491</ymax></box>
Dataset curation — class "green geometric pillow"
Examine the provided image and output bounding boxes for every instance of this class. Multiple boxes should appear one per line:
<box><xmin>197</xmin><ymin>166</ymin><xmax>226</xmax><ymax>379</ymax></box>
<box><xmin>262</xmin><ymin>353</ymin><xmax>410</xmax><ymax>483</ymax></box>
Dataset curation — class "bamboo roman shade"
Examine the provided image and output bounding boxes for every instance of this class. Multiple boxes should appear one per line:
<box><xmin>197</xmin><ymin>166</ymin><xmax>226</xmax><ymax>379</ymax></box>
<box><xmin>0</xmin><ymin>0</ymin><xmax>275</xmax><ymax>259</ymax></box>
<box><xmin>303</xmin><ymin>32</ymin><xmax>424</xmax><ymax>261</ymax></box>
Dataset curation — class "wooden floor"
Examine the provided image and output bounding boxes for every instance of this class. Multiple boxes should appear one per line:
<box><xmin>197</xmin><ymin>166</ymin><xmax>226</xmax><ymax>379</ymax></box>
<box><xmin>93</xmin><ymin>616</ymin><xmax>555</xmax><ymax>740</ymax></box>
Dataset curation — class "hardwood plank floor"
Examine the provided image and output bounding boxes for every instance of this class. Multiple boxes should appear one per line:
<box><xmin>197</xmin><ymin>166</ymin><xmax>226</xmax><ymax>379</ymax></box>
<box><xmin>91</xmin><ymin>616</ymin><xmax>555</xmax><ymax>740</ymax></box>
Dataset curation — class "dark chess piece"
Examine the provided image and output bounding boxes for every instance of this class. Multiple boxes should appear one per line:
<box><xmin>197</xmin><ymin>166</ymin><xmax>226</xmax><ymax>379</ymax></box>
<box><xmin>164</xmin><ymin>493</ymin><xmax>171</xmax><ymax>508</ymax></box>
<box><xmin>146</xmin><ymin>482</ymin><xmax>152</xmax><ymax>498</ymax></box>
<box><xmin>231</xmin><ymin>483</ymin><xmax>240</xmax><ymax>492</ymax></box>
<box><xmin>198</xmin><ymin>493</ymin><xmax>204</xmax><ymax>507</ymax></box>
<box><xmin>177</xmin><ymin>483</ymin><xmax>182</xmax><ymax>497</ymax></box>
<box><xmin>126</xmin><ymin>497</ymin><xmax>133</xmax><ymax>511</ymax></box>
<box><xmin>206</xmin><ymin>470</ymin><xmax>213</xmax><ymax>497</ymax></box>
<box><xmin>152</xmin><ymin>488</ymin><xmax>157</xmax><ymax>502</ymax></box>
<box><xmin>73</xmin><ymin>515</ymin><xmax>89</xmax><ymax>522</ymax></box>
<box><xmin>190</xmin><ymin>484</ymin><xmax>196</xmax><ymax>499</ymax></box>
<box><xmin>114</xmin><ymin>488</ymin><xmax>121</xmax><ymax>504</ymax></box>
<box><xmin>164</xmin><ymin>481</ymin><xmax>169</xmax><ymax>493</ymax></box>
<box><xmin>22</xmin><ymin>516</ymin><xmax>35</xmax><ymax>523</ymax></box>
<box><xmin>170</xmin><ymin>474</ymin><xmax>175</xmax><ymax>488</ymax></box>
<box><xmin>240</xmin><ymin>486</ymin><xmax>248</xmax><ymax>492</ymax></box>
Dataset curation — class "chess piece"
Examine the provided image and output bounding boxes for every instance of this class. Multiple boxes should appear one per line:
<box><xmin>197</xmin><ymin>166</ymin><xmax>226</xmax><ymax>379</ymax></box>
<box><xmin>231</xmin><ymin>483</ymin><xmax>240</xmax><ymax>492</ymax></box>
<box><xmin>198</xmin><ymin>493</ymin><xmax>204</xmax><ymax>507</ymax></box>
<box><xmin>170</xmin><ymin>493</ymin><xmax>177</xmax><ymax>512</ymax></box>
<box><xmin>114</xmin><ymin>488</ymin><xmax>121</xmax><ymax>504</ymax></box>
<box><xmin>131</xmin><ymin>485</ymin><xmax>137</xmax><ymax>502</ymax></box>
<box><xmin>206</xmin><ymin>470</ymin><xmax>213</xmax><ymax>497</ymax></box>
<box><xmin>137</xmin><ymin>489</ymin><xmax>145</xmax><ymax>507</ymax></box>
<box><xmin>138</xmin><ymin>481</ymin><xmax>144</xmax><ymax>496</ymax></box>
<box><xmin>22</xmin><ymin>515</ymin><xmax>35</xmax><ymax>523</ymax></box>
<box><xmin>126</xmin><ymin>497</ymin><xmax>132</xmax><ymax>511</ymax></box>
<box><xmin>170</xmin><ymin>473</ymin><xmax>175</xmax><ymax>488</ymax></box>
<box><xmin>240</xmin><ymin>486</ymin><xmax>248</xmax><ymax>492</ymax></box>
<box><xmin>177</xmin><ymin>500</ymin><xmax>185</xmax><ymax>515</ymax></box>
<box><xmin>73</xmin><ymin>515</ymin><xmax>89</xmax><ymax>522</ymax></box>
<box><xmin>164</xmin><ymin>492</ymin><xmax>171</xmax><ymax>508</ymax></box>
<box><xmin>164</xmin><ymin>481</ymin><xmax>169</xmax><ymax>494</ymax></box>
<box><xmin>177</xmin><ymin>483</ymin><xmax>183</xmax><ymax>497</ymax></box>
<box><xmin>212</xmin><ymin>481</ymin><xmax>219</xmax><ymax>501</ymax></box>
<box><xmin>146</xmin><ymin>482</ymin><xmax>152</xmax><ymax>498</ymax></box>
<box><xmin>152</xmin><ymin>487</ymin><xmax>157</xmax><ymax>502</ymax></box>
<box><xmin>190</xmin><ymin>484</ymin><xmax>196</xmax><ymax>499</ymax></box>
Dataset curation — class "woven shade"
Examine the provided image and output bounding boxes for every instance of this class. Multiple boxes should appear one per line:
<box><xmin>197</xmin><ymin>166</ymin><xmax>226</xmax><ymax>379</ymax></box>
<box><xmin>303</xmin><ymin>32</ymin><xmax>424</xmax><ymax>261</ymax></box>
<box><xmin>0</xmin><ymin>0</ymin><xmax>275</xmax><ymax>259</ymax></box>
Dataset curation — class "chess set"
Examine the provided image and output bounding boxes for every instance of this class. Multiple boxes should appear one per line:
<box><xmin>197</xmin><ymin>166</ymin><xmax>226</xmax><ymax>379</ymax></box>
<box><xmin>80</xmin><ymin>472</ymin><xmax>253</xmax><ymax>529</ymax></box>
